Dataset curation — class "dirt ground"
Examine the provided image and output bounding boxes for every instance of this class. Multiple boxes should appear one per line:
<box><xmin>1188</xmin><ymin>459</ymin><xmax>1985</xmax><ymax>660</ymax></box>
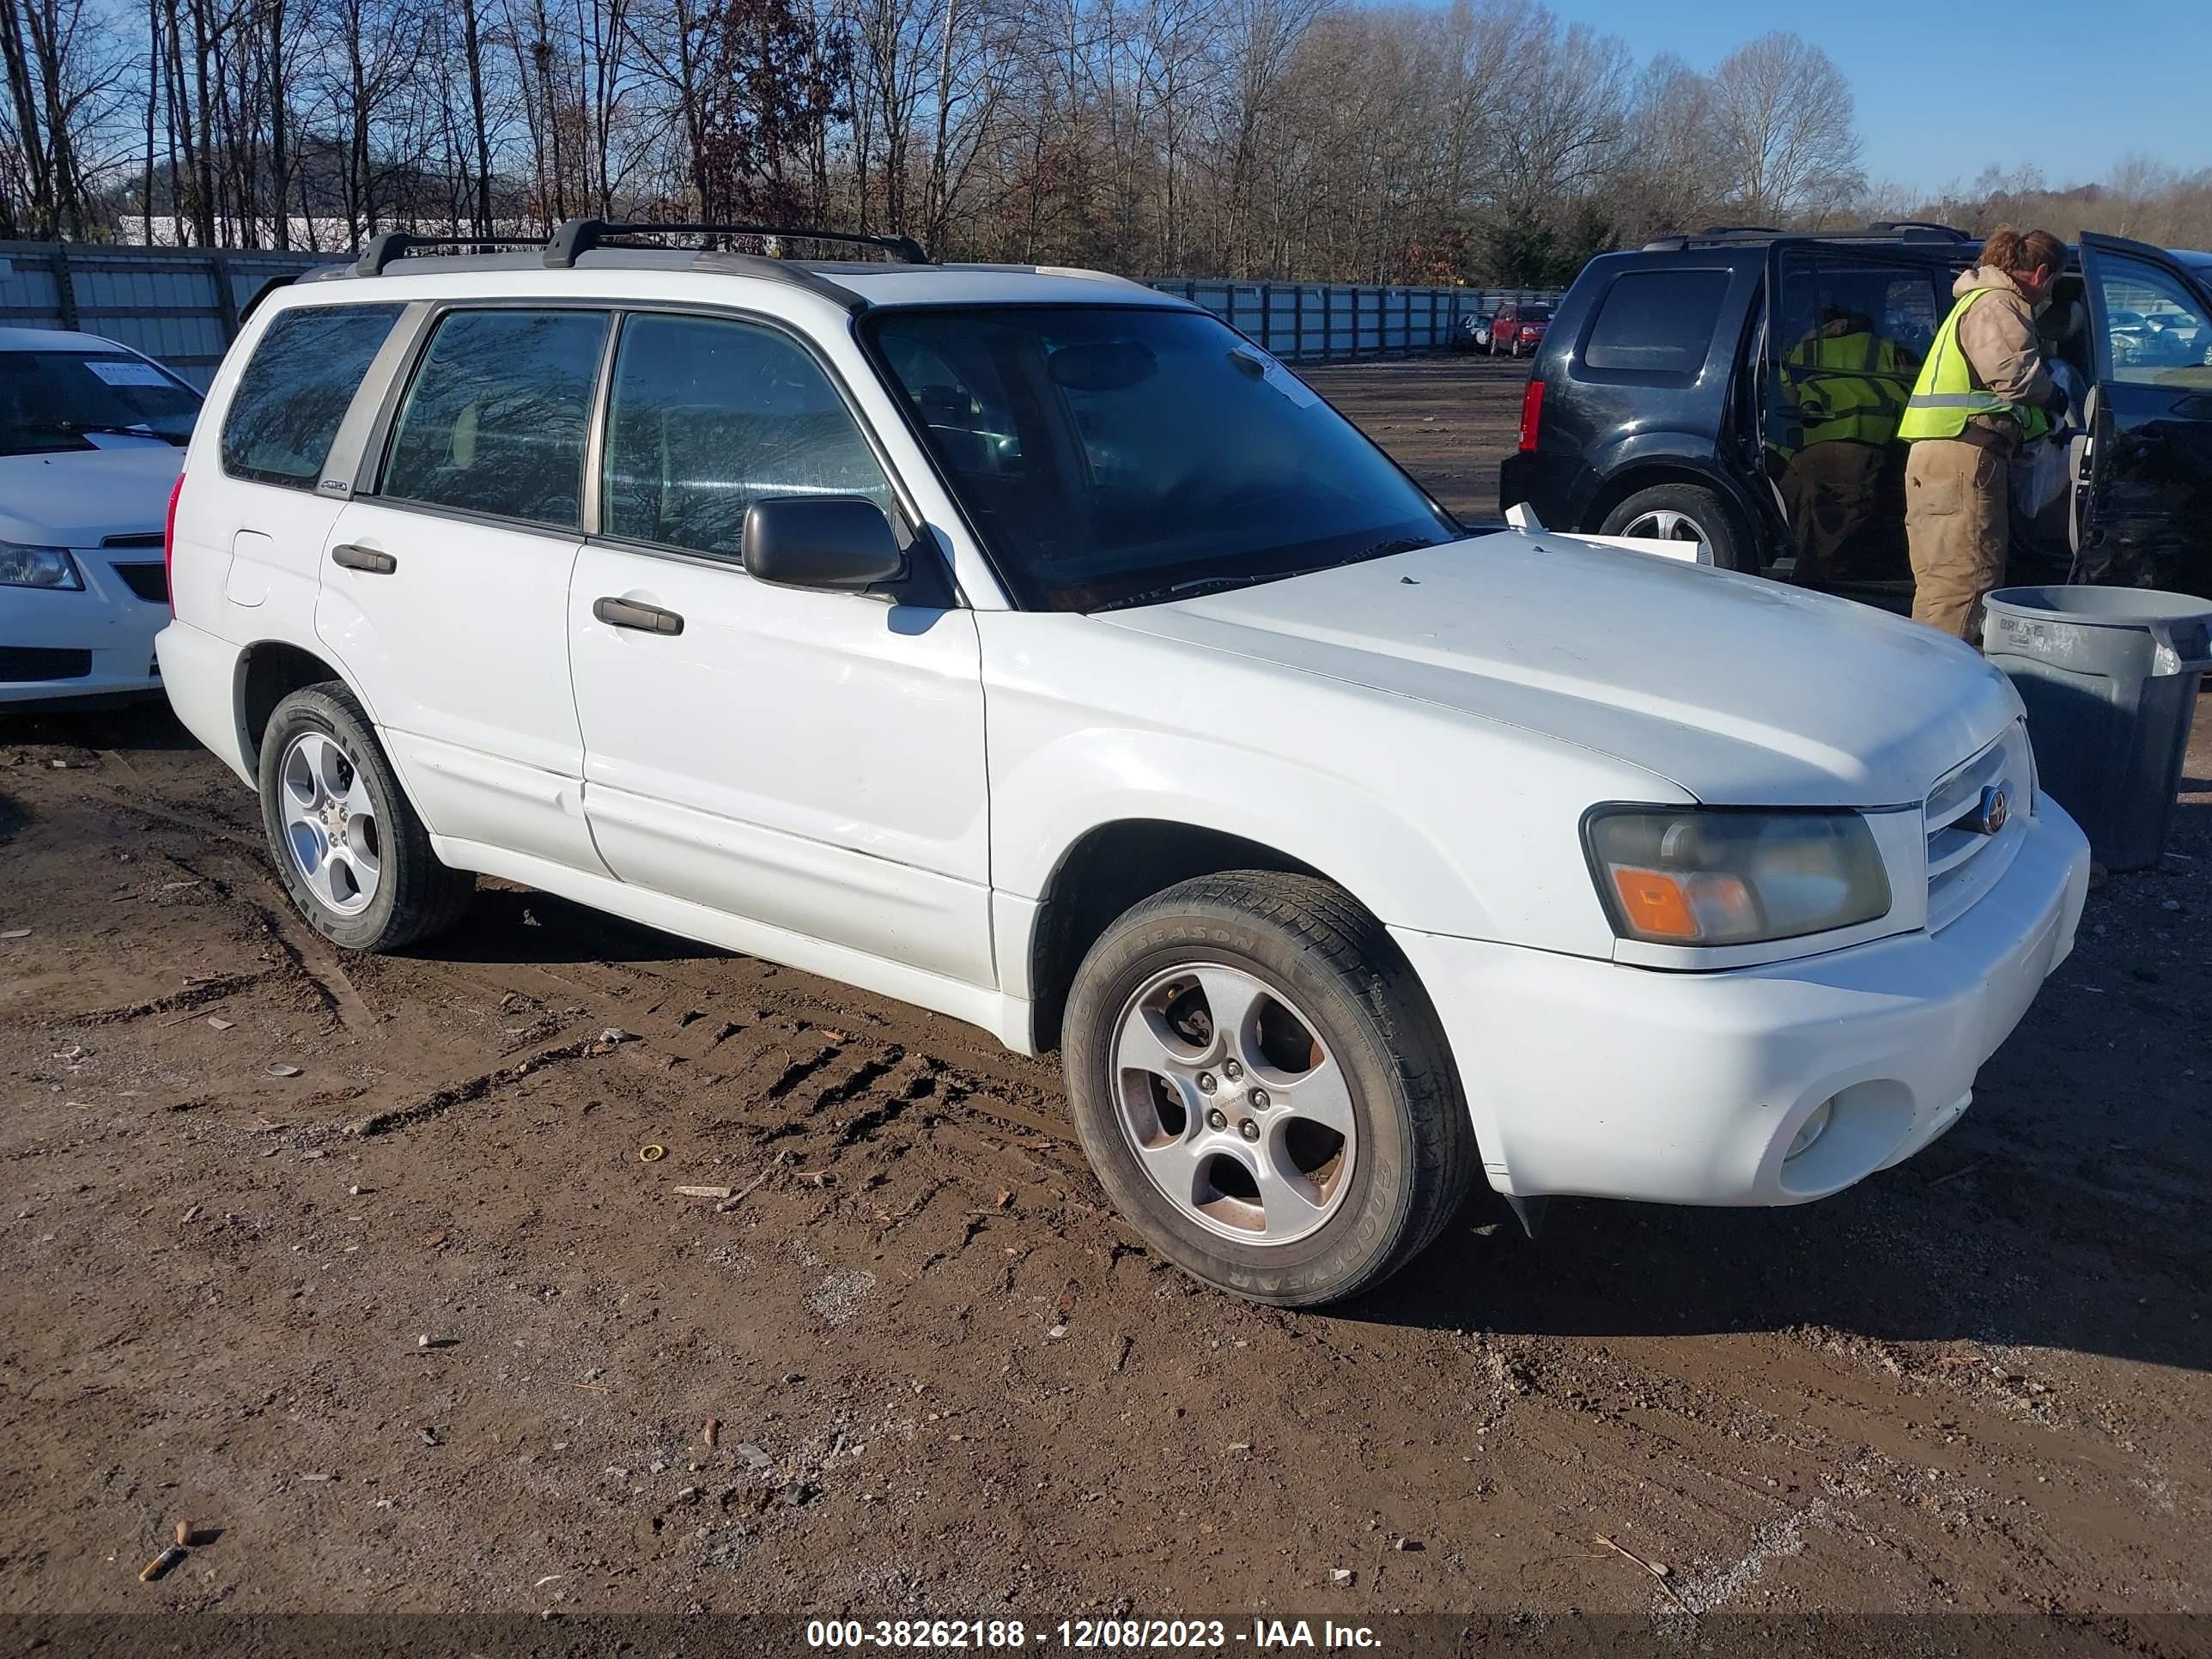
<box><xmin>1303</xmin><ymin>349</ymin><xmax>1528</xmax><ymax>523</ymax></box>
<box><xmin>3</xmin><ymin>356</ymin><xmax>2209</xmax><ymax>1649</ymax></box>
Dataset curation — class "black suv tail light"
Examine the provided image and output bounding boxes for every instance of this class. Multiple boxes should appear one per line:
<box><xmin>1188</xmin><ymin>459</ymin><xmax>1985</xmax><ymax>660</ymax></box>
<box><xmin>1517</xmin><ymin>380</ymin><xmax>1545</xmax><ymax>453</ymax></box>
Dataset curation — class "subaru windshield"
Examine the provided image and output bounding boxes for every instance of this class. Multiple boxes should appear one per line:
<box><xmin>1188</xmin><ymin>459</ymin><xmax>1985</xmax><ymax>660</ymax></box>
<box><xmin>866</xmin><ymin>306</ymin><xmax>1463</xmax><ymax>611</ymax></box>
<box><xmin>0</xmin><ymin>350</ymin><xmax>201</xmax><ymax>456</ymax></box>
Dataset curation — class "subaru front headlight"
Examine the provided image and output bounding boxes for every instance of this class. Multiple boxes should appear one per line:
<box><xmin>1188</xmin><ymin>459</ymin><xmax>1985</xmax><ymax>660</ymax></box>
<box><xmin>0</xmin><ymin>540</ymin><xmax>83</xmax><ymax>591</ymax></box>
<box><xmin>1584</xmin><ymin>806</ymin><xmax>1892</xmax><ymax>947</ymax></box>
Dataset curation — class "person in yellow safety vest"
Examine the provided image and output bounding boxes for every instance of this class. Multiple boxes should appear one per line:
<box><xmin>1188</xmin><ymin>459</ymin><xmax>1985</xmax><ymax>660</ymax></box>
<box><xmin>1898</xmin><ymin>224</ymin><xmax>2069</xmax><ymax>641</ymax></box>
<box><xmin>1779</xmin><ymin>307</ymin><xmax>1906</xmax><ymax>587</ymax></box>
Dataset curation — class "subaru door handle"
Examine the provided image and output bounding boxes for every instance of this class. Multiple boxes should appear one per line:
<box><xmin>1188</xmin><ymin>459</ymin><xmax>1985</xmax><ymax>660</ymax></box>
<box><xmin>593</xmin><ymin>596</ymin><xmax>684</xmax><ymax>635</ymax></box>
<box><xmin>331</xmin><ymin>543</ymin><xmax>397</xmax><ymax>574</ymax></box>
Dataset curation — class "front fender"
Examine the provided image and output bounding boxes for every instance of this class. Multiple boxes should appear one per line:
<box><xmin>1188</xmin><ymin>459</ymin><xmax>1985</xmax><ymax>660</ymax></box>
<box><xmin>997</xmin><ymin>724</ymin><xmax>1483</xmax><ymax>935</ymax></box>
<box><xmin>978</xmin><ymin>613</ymin><xmax>1675</xmax><ymax>961</ymax></box>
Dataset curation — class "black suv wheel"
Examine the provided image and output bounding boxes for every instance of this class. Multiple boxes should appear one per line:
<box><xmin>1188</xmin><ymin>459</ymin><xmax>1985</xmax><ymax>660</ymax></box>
<box><xmin>1598</xmin><ymin>483</ymin><xmax>1755</xmax><ymax>574</ymax></box>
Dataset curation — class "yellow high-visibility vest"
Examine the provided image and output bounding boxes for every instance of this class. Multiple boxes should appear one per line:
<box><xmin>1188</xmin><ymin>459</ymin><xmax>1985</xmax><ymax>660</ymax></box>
<box><xmin>1785</xmin><ymin>327</ymin><xmax>1905</xmax><ymax>445</ymax></box>
<box><xmin>1899</xmin><ymin>289</ymin><xmax>2051</xmax><ymax>442</ymax></box>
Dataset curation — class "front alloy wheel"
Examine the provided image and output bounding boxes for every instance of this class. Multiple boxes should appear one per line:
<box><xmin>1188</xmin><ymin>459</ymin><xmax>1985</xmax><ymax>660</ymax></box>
<box><xmin>1112</xmin><ymin>963</ymin><xmax>1355</xmax><ymax>1244</ymax></box>
<box><xmin>1062</xmin><ymin>872</ymin><xmax>1477</xmax><ymax>1306</ymax></box>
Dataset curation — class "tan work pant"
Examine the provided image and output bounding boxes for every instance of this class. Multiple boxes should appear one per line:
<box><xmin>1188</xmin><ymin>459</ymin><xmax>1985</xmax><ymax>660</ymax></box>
<box><xmin>1783</xmin><ymin>439</ymin><xmax>1883</xmax><ymax>587</ymax></box>
<box><xmin>1905</xmin><ymin>431</ymin><xmax>2009</xmax><ymax>641</ymax></box>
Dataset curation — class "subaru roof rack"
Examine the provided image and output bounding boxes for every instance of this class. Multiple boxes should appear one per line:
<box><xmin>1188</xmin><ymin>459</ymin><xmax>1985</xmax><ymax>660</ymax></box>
<box><xmin>544</xmin><ymin>219</ymin><xmax>931</xmax><ymax>270</ymax></box>
<box><xmin>354</xmin><ymin>231</ymin><xmax>545</xmax><ymax>276</ymax></box>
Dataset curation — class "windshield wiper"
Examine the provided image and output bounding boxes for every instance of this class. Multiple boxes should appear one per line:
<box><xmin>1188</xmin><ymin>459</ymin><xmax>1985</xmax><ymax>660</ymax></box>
<box><xmin>1091</xmin><ymin>567</ymin><xmax>1328</xmax><ymax>612</ymax></box>
<box><xmin>1344</xmin><ymin>535</ymin><xmax>1439</xmax><ymax>563</ymax></box>
<box><xmin>1090</xmin><ymin>538</ymin><xmax>1448</xmax><ymax>614</ymax></box>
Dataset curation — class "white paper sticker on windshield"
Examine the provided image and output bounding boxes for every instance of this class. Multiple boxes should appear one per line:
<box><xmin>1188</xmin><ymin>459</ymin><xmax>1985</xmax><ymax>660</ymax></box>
<box><xmin>85</xmin><ymin>358</ymin><xmax>171</xmax><ymax>388</ymax></box>
<box><xmin>1234</xmin><ymin>346</ymin><xmax>1322</xmax><ymax>410</ymax></box>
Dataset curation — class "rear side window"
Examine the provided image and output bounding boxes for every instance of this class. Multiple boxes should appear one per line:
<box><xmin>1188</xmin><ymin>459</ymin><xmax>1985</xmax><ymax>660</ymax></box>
<box><xmin>1583</xmin><ymin>271</ymin><xmax>1729</xmax><ymax>374</ymax></box>
<box><xmin>1773</xmin><ymin>252</ymin><xmax>1940</xmax><ymax>375</ymax></box>
<box><xmin>220</xmin><ymin>303</ymin><xmax>402</xmax><ymax>489</ymax></box>
<box><xmin>601</xmin><ymin>313</ymin><xmax>891</xmax><ymax>559</ymax></box>
<box><xmin>381</xmin><ymin>309</ymin><xmax>610</xmax><ymax>528</ymax></box>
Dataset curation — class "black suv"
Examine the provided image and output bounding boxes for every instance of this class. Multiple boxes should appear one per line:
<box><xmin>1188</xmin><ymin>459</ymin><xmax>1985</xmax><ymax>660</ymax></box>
<box><xmin>1498</xmin><ymin>226</ymin><xmax>2212</xmax><ymax>599</ymax></box>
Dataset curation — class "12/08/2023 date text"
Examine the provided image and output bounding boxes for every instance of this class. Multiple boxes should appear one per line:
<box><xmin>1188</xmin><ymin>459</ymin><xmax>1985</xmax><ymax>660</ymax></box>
<box><xmin>807</xmin><ymin>1618</ymin><xmax>1383</xmax><ymax>1650</ymax></box>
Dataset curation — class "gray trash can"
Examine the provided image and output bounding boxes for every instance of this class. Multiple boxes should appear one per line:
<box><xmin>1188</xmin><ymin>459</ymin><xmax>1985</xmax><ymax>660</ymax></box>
<box><xmin>1981</xmin><ymin>586</ymin><xmax>2212</xmax><ymax>871</ymax></box>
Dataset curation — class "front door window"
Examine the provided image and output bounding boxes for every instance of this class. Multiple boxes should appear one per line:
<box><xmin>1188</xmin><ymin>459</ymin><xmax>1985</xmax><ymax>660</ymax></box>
<box><xmin>2093</xmin><ymin>253</ymin><xmax>2212</xmax><ymax>388</ymax></box>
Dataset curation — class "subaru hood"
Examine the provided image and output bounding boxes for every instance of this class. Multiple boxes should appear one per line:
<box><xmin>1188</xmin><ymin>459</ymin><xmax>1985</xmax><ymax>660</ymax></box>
<box><xmin>1096</xmin><ymin>532</ymin><xmax>2022</xmax><ymax>808</ymax></box>
<box><xmin>0</xmin><ymin>441</ymin><xmax>182</xmax><ymax>547</ymax></box>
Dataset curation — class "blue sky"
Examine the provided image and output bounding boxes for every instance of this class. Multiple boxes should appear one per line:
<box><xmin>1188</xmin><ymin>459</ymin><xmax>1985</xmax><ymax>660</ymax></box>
<box><xmin>1542</xmin><ymin>1</ymin><xmax>2210</xmax><ymax>195</ymax></box>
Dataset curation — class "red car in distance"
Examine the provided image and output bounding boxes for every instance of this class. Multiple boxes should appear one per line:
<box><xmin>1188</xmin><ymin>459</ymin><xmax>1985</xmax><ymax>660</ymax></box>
<box><xmin>1489</xmin><ymin>301</ymin><xmax>1553</xmax><ymax>357</ymax></box>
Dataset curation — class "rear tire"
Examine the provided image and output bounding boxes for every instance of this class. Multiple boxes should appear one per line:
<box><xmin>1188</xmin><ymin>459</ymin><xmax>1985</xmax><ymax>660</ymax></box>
<box><xmin>258</xmin><ymin>682</ymin><xmax>474</xmax><ymax>952</ymax></box>
<box><xmin>1061</xmin><ymin>872</ymin><xmax>1476</xmax><ymax>1307</ymax></box>
<box><xmin>1597</xmin><ymin>482</ymin><xmax>1754</xmax><ymax>574</ymax></box>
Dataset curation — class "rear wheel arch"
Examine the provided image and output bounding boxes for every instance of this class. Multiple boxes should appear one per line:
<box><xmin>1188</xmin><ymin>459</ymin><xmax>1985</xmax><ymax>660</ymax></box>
<box><xmin>1582</xmin><ymin>460</ymin><xmax>1730</xmax><ymax>530</ymax></box>
<box><xmin>237</xmin><ymin>641</ymin><xmax>360</xmax><ymax>772</ymax></box>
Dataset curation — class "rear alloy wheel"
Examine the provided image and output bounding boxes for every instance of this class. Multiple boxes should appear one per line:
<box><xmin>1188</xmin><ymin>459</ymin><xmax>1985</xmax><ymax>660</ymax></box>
<box><xmin>258</xmin><ymin>682</ymin><xmax>474</xmax><ymax>951</ymax></box>
<box><xmin>278</xmin><ymin>729</ymin><xmax>383</xmax><ymax>918</ymax></box>
<box><xmin>1062</xmin><ymin>872</ymin><xmax>1476</xmax><ymax>1306</ymax></box>
<box><xmin>1598</xmin><ymin>482</ymin><xmax>1753</xmax><ymax>574</ymax></box>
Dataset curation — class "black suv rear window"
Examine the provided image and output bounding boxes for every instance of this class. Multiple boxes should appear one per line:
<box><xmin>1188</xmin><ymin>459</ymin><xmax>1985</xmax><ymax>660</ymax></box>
<box><xmin>221</xmin><ymin>304</ymin><xmax>403</xmax><ymax>489</ymax></box>
<box><xmin>1583</xmin><ymin>270</ymin><xmax>1729</xmax><ymax>374</ymax></box>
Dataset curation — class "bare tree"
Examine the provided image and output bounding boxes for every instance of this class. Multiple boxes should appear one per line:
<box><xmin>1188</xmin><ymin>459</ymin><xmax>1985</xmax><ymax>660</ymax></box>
<box><xmin>1708</xmin><ymin>30</ymin><xmax>1861</xmax><ymax>223</ymax></box>
<box><xmin>2</xmin><ymin>0</ymin><xmax>131</xmax><ymax>234</ymax></box>
<box><xmin>22</xmin><ymin>0</ymin><xmax>2211</xmax><ymax>295</ymax></box>
<box><xmin>1616</xmin><ymin>51</ymin><xmax>1715</xmax><ymax>240</ymax></box>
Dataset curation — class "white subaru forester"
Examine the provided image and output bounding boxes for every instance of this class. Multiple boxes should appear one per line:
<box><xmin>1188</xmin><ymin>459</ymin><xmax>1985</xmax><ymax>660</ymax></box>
<box><xmin>156</xmin><ymin>223</ymin><xmax>2090</xmax><ymax>1305</ymax></box>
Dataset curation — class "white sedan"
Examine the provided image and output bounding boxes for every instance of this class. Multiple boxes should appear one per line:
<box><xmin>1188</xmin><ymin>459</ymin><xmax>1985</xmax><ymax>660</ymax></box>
<box><xmin>2</xmin><ymin>326</ymin><xmax>200</xmax><ymax>705</ymax></box>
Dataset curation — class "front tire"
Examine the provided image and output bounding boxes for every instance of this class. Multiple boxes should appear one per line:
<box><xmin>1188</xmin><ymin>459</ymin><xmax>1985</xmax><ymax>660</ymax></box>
<box><xmin>258</xmin><ymin>682</ymin><xmax>474</xmax><ymax>951</ymax></box>
<box><xmin>1061</xmin><ymin>872</ymin><xmax>1475</xmax><ymax>1307</ymax></box>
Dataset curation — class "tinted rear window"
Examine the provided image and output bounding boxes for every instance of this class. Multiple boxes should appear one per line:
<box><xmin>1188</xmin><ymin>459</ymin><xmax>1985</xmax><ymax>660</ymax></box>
<box><xmin>221</xmin><ymin>304</ymin><xmax>403</xmax><ymax>489</ymax></box>
<box><xmin>1583</xmin><ymin>270</ymin><xmax>1730</xmax><ymax>374</ymax></box>
<box><xmin>381</xmin><ymin>308</ymin><xmax>609</xmax><ymax>528</ymax></box>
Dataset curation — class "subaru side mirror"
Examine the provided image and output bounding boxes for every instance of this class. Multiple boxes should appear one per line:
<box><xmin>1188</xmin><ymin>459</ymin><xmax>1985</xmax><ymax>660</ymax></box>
<box><xmin>741</xmin><ymin>496</ymin><xmax>906</xmax><ymax>591</ymax></box>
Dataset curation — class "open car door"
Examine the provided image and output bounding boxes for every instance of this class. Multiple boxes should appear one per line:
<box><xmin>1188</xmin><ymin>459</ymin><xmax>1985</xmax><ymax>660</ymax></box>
<box><xmin>2073</xmin><ymin>232</ymin><xmax>2212</xmax><ymax>596</ymax></box>
<box><xmin>1759</xmin><ymin>238</ymin><xmax>1942</xmax><ymax>597</ymax></box>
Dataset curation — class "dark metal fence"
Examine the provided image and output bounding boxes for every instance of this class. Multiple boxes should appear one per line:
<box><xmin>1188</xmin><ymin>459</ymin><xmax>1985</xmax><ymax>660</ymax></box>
<box><xmin>1146</xmin><ymin>280</ymin><xmax>1562</xmax><ymax>362</ymax></box>
<box><xmin>2</xmin><ymin>240</ymin><xmax>1560</xmax><ymax>384</ymax></box>
<box><xmin>0</xmin><ymin>240</ymin><xmax>341</xmax><ymax>387</ymax></box>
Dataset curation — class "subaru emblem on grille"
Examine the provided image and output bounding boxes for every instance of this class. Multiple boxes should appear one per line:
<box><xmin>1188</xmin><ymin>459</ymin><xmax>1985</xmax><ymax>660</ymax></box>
<box><xmin>1973</xmin><ymin>785</ymin><xmax>2009</xmax><ymax>836</ymax></box>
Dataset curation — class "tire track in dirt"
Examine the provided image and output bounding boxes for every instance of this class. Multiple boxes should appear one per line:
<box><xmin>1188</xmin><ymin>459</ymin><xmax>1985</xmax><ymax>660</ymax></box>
<box><xmin>4</xmin><ymin>648</ymin><xmax>2207</xmax><ymax>1626</ymax></box>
